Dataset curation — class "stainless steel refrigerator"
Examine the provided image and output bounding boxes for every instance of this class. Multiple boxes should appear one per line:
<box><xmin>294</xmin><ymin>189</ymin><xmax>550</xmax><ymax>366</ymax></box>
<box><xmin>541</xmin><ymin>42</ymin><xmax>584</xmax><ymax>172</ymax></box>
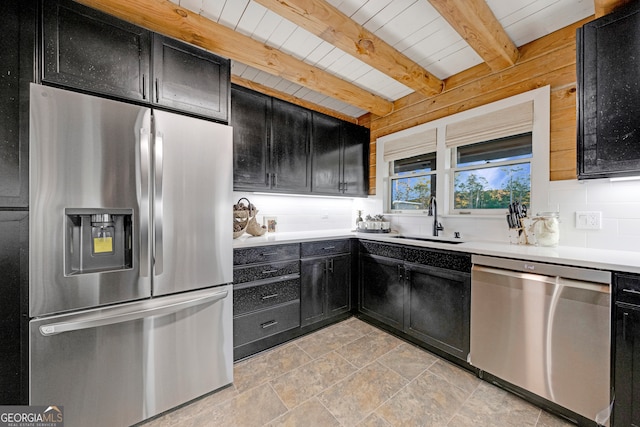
<box><xmin>28</xmin><ymin>84</ymin><xmax>233</xmax><ymax>426</ymax></box>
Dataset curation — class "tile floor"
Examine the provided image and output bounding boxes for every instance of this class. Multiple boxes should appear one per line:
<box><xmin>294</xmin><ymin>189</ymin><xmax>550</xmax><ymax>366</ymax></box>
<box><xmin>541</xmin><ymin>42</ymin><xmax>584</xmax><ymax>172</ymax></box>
<box><xmin>141</xmin><ymin>317</ymin><xmax>575</xmax><ymax>427</ymax></box>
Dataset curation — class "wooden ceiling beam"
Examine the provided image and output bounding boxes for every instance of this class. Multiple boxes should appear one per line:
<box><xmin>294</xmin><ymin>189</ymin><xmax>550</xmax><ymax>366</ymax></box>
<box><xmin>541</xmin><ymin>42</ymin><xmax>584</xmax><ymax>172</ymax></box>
<box><xmin>427</xmin><ymin>0</ymin><xmax>519</xmax><ymax>71</ymax></box>
<box><xmin>73</xmin><ymin>0</ymin><xmax>394</xmax><ymax>116</ymax></box>
<box><xmin>594</xmin><ymin>0</ymin><xmax>633</xmax><ymax>17</ymax></box>
<box><xmin>253</xmin><ymin>0</ymin><xmax>444</xmax><ymax>97</ymax></box>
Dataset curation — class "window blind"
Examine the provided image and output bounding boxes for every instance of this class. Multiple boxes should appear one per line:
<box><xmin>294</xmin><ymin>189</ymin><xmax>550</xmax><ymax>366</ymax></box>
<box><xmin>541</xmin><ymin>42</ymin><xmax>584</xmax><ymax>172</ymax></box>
<box><xmin>382</xmin><ymin>128</ymin><xmax>437</xmax><ymax>162</ymax></box>
<box><xmin>445</xmin><ymin>101</ymin><xmax>533</xmax><ymax>148</ymax></box>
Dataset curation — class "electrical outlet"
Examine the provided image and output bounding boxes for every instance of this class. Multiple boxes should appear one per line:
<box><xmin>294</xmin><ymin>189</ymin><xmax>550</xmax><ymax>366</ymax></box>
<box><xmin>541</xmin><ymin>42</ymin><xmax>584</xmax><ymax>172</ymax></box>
<box><xmin>575</xmin><ymin>211</ymin><xmax>602</xmax><ymax>229</ymax></box>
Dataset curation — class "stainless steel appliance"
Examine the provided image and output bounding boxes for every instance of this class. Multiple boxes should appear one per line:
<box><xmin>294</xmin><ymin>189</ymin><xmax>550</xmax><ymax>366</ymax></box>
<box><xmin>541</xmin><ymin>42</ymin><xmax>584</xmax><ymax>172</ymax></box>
<box><xmin>469</xmin><ymin>255</ymin><xmax>612</xmax><ymax>425</ymax></box>
<box><xmin>29</xmin><ymin>84</ymin><xmax>233</xmax><ymax>426</ymax></box>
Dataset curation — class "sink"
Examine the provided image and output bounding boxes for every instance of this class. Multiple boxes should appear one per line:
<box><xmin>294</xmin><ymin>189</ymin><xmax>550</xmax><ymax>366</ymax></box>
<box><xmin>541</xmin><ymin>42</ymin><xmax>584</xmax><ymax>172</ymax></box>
<box><xmin>391</xmin><ymin>235</ymin><xmax>464</xmax><ymax>244</ymax></box>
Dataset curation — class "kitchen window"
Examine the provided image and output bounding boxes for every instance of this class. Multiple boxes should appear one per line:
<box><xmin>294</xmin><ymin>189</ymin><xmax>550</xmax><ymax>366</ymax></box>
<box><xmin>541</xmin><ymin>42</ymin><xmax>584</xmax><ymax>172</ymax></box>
<box><xmin>390</xmin><ymin>152</ymin><xmax>436</xmax><ymax>211</ymax></box>
<box><xmin>380</xmin><ymin>87</ymin><xmax>549</xmax><ymax>218</ymax></box>
<box><xmin>452</xmin><ymin>133</ymin><xmax>532</xmax><ymax>212</ymax></box>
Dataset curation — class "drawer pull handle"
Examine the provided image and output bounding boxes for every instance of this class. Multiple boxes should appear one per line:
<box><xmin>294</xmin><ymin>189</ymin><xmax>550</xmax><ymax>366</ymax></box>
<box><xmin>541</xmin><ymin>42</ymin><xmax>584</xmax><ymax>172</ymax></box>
<box><xmin>261</xmin><ymin>320</ymin><xmax>278</xmax><ymax>329</ymax></box>
<box><xmin>323</xmin><ymin>246</ymin><xmax>336</xmax><ymax>250</ymax></box>
<box><xmin>622</xmin><ymin>288</ymin><xmax>640</xmax><ymax>295</ymax></box>
<box><xmin>262</xmin><ymin>269</ymin><xmax>279</xmax><ymax>274</ymax></box>
<box><xmin>261</xmin><ymin>252</ymin><xmax>278</xmax><ymax>256</ymax></box>
<box><xmin>261</xmin><ymin>293</ymin><xmax>279</xmax><ymax>300</ymax></box>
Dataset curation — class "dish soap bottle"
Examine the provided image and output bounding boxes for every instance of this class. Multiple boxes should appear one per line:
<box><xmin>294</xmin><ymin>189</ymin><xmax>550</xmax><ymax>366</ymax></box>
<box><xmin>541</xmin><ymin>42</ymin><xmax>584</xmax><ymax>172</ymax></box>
<box><xmin>356</xmin><ymin>210</ymin><xmax>363</xmax><ymax>229</ymax></box>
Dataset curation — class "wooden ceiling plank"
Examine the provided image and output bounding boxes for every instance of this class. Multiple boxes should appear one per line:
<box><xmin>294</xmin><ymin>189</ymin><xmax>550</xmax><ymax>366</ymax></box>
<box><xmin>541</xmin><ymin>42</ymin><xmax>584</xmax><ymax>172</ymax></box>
<box><xmin>594</xmin><ymin>0</ymin><xmax>633</xmax><ymax>17</ymax></box>
<box><xmin>427</xmin><ymin>0</ymin><xmax>519</xmax><ymax>71</ymax></box>
<box><xmin>74</xmin><ymin>0</ymin><xmax>394</xmax><ymax>116</ymax></box>
<box><xmin>252</xmin><ymin>0</ymin><xmax>444</xmax><ymax>97</ymax></box>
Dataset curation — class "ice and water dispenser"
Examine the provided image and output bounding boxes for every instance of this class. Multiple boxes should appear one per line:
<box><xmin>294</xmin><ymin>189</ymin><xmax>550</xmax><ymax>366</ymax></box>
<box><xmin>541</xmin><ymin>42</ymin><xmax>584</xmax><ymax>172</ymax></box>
<box><xmin>65</xmin><ymin>209</ymin><xmax>133</xmax><ymax>275</ymax></box>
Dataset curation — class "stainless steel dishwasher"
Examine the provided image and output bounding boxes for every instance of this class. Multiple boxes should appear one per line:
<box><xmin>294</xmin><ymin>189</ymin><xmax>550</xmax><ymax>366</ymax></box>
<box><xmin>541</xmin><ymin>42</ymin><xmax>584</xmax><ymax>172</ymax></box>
<box><xmin>469</xmin><ymin>255</ymin><xmax>612</xmax><ymax>425</ymax></box>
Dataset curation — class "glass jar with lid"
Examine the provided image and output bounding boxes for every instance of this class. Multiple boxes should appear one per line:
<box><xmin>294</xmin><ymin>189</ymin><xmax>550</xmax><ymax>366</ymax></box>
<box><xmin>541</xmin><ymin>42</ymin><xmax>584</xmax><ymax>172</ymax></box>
<box><xmin>531</xmin><ymin>212</ymin><xmax>560</xmax><ymax>246</ymax></box>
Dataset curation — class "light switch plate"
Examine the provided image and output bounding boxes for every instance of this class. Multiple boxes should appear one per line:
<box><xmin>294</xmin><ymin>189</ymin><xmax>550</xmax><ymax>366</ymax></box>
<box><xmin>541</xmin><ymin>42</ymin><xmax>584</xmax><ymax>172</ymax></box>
<box><xmin>575</xmin><ymin>211</ymin><xmax>602</xmax><ymax>229</ymax></box>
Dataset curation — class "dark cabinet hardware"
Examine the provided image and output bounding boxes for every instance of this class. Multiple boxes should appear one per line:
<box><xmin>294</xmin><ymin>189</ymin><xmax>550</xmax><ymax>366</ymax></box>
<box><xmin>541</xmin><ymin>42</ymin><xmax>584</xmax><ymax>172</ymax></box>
<box><xmin>323</xmin><ymin>246</ymin><xmax>336</xmax><ymax>250</ymax></box>
<box><xmin>623</xmin><ymin>288</ymin><xmax>640</xmax><ymax>295</ymax></box>
<box><xmin>261</xmin><ymin>294</ymin><xmax>279</xmax><ymax>300</ymax></box>
<box><xmin>260</xmin><ymin>320</ymin><xmax>278</xmax><ymax>329</ymax></box>
<box><xmin>262</xmin><ymin>269</ymin><xmax>279</xmax><ymax>274</ymax></box>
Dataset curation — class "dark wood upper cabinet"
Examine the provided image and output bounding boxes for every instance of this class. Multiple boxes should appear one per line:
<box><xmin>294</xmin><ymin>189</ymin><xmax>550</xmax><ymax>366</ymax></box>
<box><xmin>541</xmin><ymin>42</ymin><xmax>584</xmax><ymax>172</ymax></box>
<box><xmin>0</xmin><ymin>0</ymin><xmax>32</xmax><ymax>208</ymax></box>
<box><xmin>42</xmin><ymin>0</ymin><xmax>151</xmax><ymax>102</ymax></box>
<box><xmin>311</xmin><ymin>113</ymin><xmax>342</xmax><ymax>194</ymax></box>
<box><xmin>341</xmin><ymin>121</ymin><xmax>369</xmax><ymax>197</ymax></box>
<box><xmin>231</xmin><ymin>86</ymin><xmax>271</xmax><ymax>190</ymax></box>
<box><xmin>271</xmin><ymin>99</ymin><xmax>311</xmax><ymax>193</ymax></box>
<box><xmin>152</xmin><ymin>34</ymin><xmax>229</xmax><ymax>122</ymax></box>
<box><xmin>42</xmin><ymin>0</ymin><xmax>230</xmax><ymax>121</ymax></box>
<box><xmin>577</xmin><ymin>1</ymin><xmax>640</xmax><ymax>179</ymax></box>
<box><xmin>311</xmin><ymin>112</ymin><xmax>369</xmax><ymax>196</ymax></box>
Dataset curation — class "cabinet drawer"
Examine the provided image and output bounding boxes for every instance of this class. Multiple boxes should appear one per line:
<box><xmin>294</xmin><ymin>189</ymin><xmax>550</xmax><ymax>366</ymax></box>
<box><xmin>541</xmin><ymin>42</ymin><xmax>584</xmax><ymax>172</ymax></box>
<box><xmin>616</xmin><ymin>273</ymin><xmax>640</xmax><ymax>306</ymax></box>
<box><xmin>233</xmin><ymin>300</ymin><xmax>300</xmax><ymax>347</ymax></box>
<box><xmin>301</xmin><ymin>239</ymin><xmax>350</xmax><ymax>257</ymax></box>
<box><xmin>233</xmin><ymin>260</ymin><xmax>299</xmax><ymax>284</ymax></box>
<box><xmin>234</xmin><ymin>278</ymin><xmax>300</xmax><ymax>315</ymax></box>
<box><xmin>233</xmin><ymin>244</ymin><xmax>300</xmax><ymax>266</ymax></box>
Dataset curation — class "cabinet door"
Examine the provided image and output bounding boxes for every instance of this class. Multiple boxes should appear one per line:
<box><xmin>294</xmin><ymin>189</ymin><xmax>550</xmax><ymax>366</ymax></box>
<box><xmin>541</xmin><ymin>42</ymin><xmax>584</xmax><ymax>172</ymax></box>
<box><xmin>327</xmin><ymin>254</ymin><xmax>351</xmax><ymax>317</ymax></box>
<box><xmin>271</xmin><ymin>99</ymin><xmax>311</xmax><ymax>192</ymax></box>
<box><xmin>0</xmin><ymin>211</ymin><xmax>28</xmax><ymax>404</ymax></box>
<box><xmin>404</xmin><ymin>262</ymin><xmax>470</xmax><ymax>360</ymax></box>
<box><xmin>341</xmin><ymin>122</ymin><xmax>369</xmax><ymax>196</ymax></box>
<box><xmin>152</xmin><ymin>34</ymin><xmax>229</xmax><ymax>121</ymax></box>
<box><xmin>0</xmin><ymin>0</ymin><xmax>29</xmax><ymax>207</ymax></box>
<box><xmin>359</xmin><ymin>254</ymin><xmax>404</xmax><ymax>330</ymax></box>
<box><xmin>614</xmin><ymin>304</ymin><xmax>640</xmax><ymax>426</ymax></box>
<box><xmin>231</xmin><ymin>86</ymin><xmax>271</xmax><ymax>190</ymax></box>
<box><xmin>42</xmin><ymin>0</ymin><xmax>150</xmax><ymax>101</ymax></box>
<box><xmin>577</xmin><ymin>2</ymin><xmax>640</xmax><ymax>179</ymax></box>
<box><xmin>301</xmin><ymin>258</ymin><xmax>326</xmax><ymax>327</ymax></box>
<box><xmin>311</xmin><ymin>113</ymin><xmax>342</xmax><ymax>195</ymax></box>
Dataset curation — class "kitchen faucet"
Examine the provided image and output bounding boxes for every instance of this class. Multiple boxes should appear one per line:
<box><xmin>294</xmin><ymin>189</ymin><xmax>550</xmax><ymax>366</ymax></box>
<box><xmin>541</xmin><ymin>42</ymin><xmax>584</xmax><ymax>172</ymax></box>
<box><xmin>428</xmin><ymin>196</ymin><xmax>444</xmax><ymax>236</ymax></box>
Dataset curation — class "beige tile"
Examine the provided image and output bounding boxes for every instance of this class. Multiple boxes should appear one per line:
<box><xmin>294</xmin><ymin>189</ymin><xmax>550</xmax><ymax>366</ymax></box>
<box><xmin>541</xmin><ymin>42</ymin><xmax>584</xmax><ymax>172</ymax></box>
<box><xmin>295</xmin><ymin>321</ymin><xmax>366</xmax><ymax>359</ymax></box>
<box><xmin>318</xmin><ymin>361</ymin><xmax>408</xmax><ymax>426</ymax></box>
<box><xmin>378</xmin><ymin>342</ymin><xmax>438</xmax><ymax>381</ymax></box>
<box><xmin>233</xmin><ymin>343</ymin><xmax>312</xmax><ymax>393</ymax></box>
<box><xmin>208</xmin><ymin>383</ymin><xmax>287</xmax><ymax>426</ymax></box>
<box><xmin>428</xmin><ymin>359</ymin><xmax>481</xmax><ymax>394</ymax></box>
<box><xmin>266</xmin><ymin>398</ymin><xmax>341</xmax><ymax>427</ymax></box>
<box><xmin>270</xmin><ymin>351</ymin><xmax>357</xmax><ymax>409</ymax></box>
<box><xmin>376</xmin><ymin>371</ymin><xmax>471</xmax><ymax>427</ymax></box>
<box><xmin>452</xmin><ymin>381</ymin><xmax>541</xmax><ymax>427</ymax></box>
<box><xmin>536</xmin><ymin>410</ymin><xmax>576</xmax><ymax>427</ymax></box>
<box><xmin>344</xmin><ymin>317</ymin><xmax>379</xmax><ymax>335</ymax></box>
<box><xmin>357</xmin><ymin>412</ymin><xmax>392</xmax><ymax>427</ymax></box>
<box><xmin>336</xmin><ymin>329</ymin><xmax>403</xmax><ymax>368</ymax></box>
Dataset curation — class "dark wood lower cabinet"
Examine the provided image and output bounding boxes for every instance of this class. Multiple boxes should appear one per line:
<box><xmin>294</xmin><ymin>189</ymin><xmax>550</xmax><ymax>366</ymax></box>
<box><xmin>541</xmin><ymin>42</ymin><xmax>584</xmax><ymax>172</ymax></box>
<box><xmin>301</xmin><ymin>254</ymin><xmax>351</xmax><ymax>327</ymax></box>
<box><xmin>0</xmin><ymin>211</ymin><xmax>29</xmax><ymax>404</ymax></box>
<box><xmin>614</xmin><ymin>304</ymin><xmax>640</xmax><ymax>426</ymax></box>
<box><xmin>359</xmin><ymin>254</ymin><xmax>404</xmax><ymax>330</ymax></box>
<box><xmin>404</xmin><ymin>262</ymin><xmax>470</xmax><ymax>360</ymax></box>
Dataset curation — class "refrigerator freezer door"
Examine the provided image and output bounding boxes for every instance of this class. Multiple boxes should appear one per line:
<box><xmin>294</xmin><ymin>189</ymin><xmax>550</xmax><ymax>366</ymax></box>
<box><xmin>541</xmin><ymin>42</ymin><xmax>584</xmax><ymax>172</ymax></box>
<box><xmin>29</xmin><ymin>84</ymin><xmax>152</xmax><ymax>317</ymax></box>
<box><xmin>151</xmin><ymin>110</ymin><xmax>232</xmax><ymax>296</ymax></box>
<box><xmin>30</xmin><ymin>285</ymin><xmax>233</xmax><ymax>427</ymax></box>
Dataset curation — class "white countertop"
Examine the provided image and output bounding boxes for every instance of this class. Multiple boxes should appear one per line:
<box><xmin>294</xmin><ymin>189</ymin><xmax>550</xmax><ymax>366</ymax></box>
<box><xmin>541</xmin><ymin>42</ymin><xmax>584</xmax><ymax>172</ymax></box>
<box><xmin>233</xmin><ymin>229</ymin><xmax>640</xmax><ymax>274</ymax></box>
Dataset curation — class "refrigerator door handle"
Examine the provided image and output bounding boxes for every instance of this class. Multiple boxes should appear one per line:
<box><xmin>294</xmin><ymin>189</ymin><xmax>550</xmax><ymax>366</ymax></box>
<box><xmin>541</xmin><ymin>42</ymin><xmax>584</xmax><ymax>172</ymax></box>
<box><xmin>154</xmin><ymin>130</ymin><xmax>164</xmax><ymax>275</ymax></box>
<box><xmin>140</xmin><ymin>127</ymin><xmax>151</xmax><ymax>277</ymax></box>
<box><xmin>38</xmin><ymin>289</ymin><xmax>229</xmax><ymax>336</ymax></box>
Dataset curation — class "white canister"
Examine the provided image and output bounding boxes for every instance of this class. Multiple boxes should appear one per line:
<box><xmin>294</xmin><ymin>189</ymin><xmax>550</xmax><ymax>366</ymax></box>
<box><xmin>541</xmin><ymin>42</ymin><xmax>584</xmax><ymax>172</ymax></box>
<box><xmin>531</xmin><ymin>212</ymin><xmax>560</xmax><ymax>246</ymax></box>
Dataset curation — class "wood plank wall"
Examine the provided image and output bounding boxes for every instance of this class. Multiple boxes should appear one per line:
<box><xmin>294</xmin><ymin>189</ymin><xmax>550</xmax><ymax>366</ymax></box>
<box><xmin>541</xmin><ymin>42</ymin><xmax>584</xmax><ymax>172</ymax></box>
<box><xmin>363</xmin><ymin>17</ymin><xmax>593</xmax><ymax>195</ymax></box>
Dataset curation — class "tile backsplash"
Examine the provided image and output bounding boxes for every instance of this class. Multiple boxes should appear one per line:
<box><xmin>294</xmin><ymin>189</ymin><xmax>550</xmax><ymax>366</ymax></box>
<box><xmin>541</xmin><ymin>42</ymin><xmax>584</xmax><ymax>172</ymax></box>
<box><xmin>235</xmin><ymin>178</ymin><xmax>640</xmax><ymax>252</ymax></box>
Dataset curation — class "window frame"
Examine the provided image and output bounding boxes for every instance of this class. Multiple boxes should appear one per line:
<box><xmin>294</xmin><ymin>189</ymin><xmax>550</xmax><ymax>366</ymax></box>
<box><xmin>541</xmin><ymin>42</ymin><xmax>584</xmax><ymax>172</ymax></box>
<box><xmin>388</xmin><ymin>152</ymin><xmax>437</xmax><ymax>213</ymax></box>
<box><xmin>378</xmin><ymin>86</ymin><xmax>550</xmax><ymax>219</ymax></box>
